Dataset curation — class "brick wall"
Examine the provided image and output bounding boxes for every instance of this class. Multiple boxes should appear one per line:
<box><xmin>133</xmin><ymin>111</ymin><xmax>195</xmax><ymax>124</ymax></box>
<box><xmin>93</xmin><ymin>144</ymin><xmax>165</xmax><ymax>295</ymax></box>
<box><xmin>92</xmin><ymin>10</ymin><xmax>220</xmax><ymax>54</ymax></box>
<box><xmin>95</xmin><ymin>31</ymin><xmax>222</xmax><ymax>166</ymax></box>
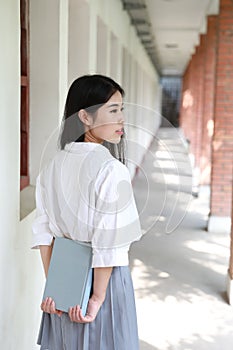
<box><xmin>210</xmin><ymin>0</ymin><xmax>233</xmax><ymax>217</ymax></box>
<box><xmin>180</xmin><ymin>0</ymin><xmax>233</xmax><ymax>219</ymax></box>
<box><xmin>180</xmin><ymin>23</ymin><xmax>218</xmax><ymax>185</ymax></box>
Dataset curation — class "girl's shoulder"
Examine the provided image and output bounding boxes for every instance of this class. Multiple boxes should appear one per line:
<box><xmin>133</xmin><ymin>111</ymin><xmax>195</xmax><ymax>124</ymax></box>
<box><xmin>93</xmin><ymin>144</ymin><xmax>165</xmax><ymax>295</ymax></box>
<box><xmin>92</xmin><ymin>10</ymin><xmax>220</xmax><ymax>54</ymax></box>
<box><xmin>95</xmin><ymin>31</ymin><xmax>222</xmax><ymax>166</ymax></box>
<box><xmin>96</xmin><ymin>156</ymin><xmax>131</xmax><ymax>186</ymax></box>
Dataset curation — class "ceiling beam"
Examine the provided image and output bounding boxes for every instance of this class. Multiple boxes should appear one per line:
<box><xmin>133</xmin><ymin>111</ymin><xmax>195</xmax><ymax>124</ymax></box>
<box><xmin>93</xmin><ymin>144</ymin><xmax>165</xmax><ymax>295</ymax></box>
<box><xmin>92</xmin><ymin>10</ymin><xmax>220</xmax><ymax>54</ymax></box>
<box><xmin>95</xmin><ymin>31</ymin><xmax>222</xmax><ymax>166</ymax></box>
<box><xmin>121</xmin><ymin>0</ymin><xmax>162</xmax><ymax>74</ymax></box>
<box><xmin>123</xmin><ymin>3</ymin><xmax>147</xmax><ymax>10</ymax></box>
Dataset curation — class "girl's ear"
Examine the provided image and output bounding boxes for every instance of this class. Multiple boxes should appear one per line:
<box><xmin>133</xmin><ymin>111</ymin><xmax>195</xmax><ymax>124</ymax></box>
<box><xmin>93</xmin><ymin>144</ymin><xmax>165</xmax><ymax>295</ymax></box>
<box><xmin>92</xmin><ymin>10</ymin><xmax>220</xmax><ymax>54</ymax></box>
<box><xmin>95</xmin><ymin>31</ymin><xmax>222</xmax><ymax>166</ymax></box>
<box><xmin>78</xmin><ymin>109</ymin><xmax>93</xmax><ymax>126</ymax></box>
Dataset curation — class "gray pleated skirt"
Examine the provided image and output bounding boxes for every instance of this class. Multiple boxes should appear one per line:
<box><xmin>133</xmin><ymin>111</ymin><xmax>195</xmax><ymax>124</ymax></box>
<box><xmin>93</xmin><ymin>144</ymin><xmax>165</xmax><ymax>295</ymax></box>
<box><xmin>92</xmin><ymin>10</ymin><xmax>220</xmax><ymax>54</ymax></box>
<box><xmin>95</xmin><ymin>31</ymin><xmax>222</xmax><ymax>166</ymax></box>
<box><xmin>37</xmin><ymin>266</ymin><xmax>139</xmax><ymax>350</ymax></box>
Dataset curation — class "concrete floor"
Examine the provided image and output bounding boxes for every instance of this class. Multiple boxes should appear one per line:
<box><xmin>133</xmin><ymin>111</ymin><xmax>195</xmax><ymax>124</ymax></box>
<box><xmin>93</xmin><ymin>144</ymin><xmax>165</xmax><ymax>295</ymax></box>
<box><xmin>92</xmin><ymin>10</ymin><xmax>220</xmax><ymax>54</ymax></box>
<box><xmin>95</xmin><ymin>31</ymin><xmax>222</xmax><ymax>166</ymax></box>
<box><xmin>130</xmin><ymin>128</ymin><xmax>233</xmax><ymax>350</ymax></box>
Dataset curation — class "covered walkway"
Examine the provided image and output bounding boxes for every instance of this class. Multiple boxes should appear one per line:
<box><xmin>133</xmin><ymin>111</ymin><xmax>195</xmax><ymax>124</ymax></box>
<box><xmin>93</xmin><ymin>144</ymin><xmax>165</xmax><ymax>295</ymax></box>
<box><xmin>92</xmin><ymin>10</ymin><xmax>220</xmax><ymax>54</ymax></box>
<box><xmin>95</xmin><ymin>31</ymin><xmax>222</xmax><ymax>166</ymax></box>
<box><xmin>131</xmin><ymin>128</ymin><xmax>233</xmax><ymax>350</ymax></box>
<box><xmin>2</xmin><ymin>0</ymin><xmax>233</xmax><ymax>348</ymax></box>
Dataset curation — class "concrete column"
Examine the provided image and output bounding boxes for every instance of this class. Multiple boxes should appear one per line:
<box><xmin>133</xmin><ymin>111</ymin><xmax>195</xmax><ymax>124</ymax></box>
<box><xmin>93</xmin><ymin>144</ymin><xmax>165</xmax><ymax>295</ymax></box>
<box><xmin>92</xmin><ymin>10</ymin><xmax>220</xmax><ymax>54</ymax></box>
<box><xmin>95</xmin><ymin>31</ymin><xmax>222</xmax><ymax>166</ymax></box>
<box><xmin>116</xmin><ymin>44</ymin><xmax>123</xmax><ymax>84</ymax></box>
<box><xmin>30</xmin><ymin>0</ymin><xmax>68</xmax><ymax>184</ymax></box>
<box><xmin>110</xmin><ymin>32</ymin><xmax>118</xmax><ymax>81</ymax></box>
<box><xmin>0</xmin><ymin>4</ymin><xmax>20</xmax><ymax>347</ymax></box>
<box><xmin>122</xmin><ymin>47</ymin><xmax>131</xmax><ymax>103</ymax></box>
<box><xmin>68</xmin><ymin>0</ymin><xmax>90</xmax><ymax>83</ymax></box>
<box><xmin>208</xmin><ymin>0</ymin><xmax>233</xmax><ymax>234</ymax></box>
<box><xmin>179</xmin><ymin>60</ymin><xmax>191</xmax><ymax>137</ymax></box>
<box><xmin>89</xmin><ymin>4</ymin><xmax>97</xmax><ymax>73</ymax></box>
<box><xmin>136</xmin><ymin>64</ymin><xmax>144</xmax><ymax>154</ymax></box>
<box><xmin>180</xmin><ymin>51</ymin><xmax>196</xmax><ymax>168</ymax></box>
<box><xmin>200</xmin><ymin>16</ymin><xmax>218</xmax><ymax>185</ymax></box>
<box><xmin>59</xmin><ymin>0</ymin><xmax>69</xmax><ymax>121</ymax></box>
<box><xmin>96</xmin><ymin>17</ymin><xmax>108</xmax><ymax>75</ymax></box>
<box><xmin>129</xmin><ymin>57</ymin><xmax>137</xmax><ymax>104</ymax></box>
<box><xmin>193</xmin><ymin>35</ymin><xmax>205</xmax><ymax>171</ymax></box>
<box><xmin>109</xmin><ymin>31</ymin><xmax>123</xmax><ymax>83</ymax></box>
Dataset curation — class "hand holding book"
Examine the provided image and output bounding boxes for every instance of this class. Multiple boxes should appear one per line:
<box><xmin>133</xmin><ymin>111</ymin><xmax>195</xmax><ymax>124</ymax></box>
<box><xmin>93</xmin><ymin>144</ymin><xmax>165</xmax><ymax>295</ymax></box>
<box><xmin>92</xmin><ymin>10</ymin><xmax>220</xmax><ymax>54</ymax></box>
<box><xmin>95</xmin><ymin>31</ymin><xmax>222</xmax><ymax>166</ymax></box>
<box><xmin>69</xmin><ymin>296</ymin><xmax>102</xmax><ymax>323</ymax></box>
<box><xmin>40</xmin><ymin>295</ymin><xmax>101</xmax><ymax>323</ymax></box>
<box><xmin>41</xmin><ymin>297</ymin><xmax>63</xmax><ymax>317</ymax></box>
<box><xmin>69</xmin><ymin>268</ymin><xmax>113</xmax><ymax>323</ymax></box>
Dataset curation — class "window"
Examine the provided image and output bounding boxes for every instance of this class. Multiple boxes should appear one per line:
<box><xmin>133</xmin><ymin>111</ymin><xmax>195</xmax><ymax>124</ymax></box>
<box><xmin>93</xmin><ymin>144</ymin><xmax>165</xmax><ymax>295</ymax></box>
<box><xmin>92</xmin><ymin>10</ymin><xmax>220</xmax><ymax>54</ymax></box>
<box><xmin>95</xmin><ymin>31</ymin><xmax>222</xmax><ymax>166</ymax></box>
<box><xmin>20</xmin><ymin>0</ymin><xmax>29</xmax><ymax>190</ymax></box>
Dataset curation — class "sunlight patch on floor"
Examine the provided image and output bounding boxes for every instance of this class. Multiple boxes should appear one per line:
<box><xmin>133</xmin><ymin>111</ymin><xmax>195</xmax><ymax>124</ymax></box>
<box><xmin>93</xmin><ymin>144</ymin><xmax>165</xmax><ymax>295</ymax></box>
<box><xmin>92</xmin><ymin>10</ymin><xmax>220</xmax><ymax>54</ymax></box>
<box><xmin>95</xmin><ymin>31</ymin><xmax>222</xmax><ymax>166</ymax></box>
<box><xmin>132</xmin><ymin>259</ymin><xmax>233</xmax><ymax>349</ymax></box>
<box><xmin>184</xmin><ymin>240</ymin><xmax>229</xmax><ymax>258</ymax></box>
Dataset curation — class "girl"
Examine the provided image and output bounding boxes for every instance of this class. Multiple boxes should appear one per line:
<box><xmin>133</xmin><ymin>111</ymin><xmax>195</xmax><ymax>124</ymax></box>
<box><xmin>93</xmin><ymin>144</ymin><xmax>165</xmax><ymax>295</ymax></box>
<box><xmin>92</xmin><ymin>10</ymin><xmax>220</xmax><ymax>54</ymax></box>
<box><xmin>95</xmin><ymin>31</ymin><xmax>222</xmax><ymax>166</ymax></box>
<box><xmin>32</xmin><ymin>74</ymin><xmax>142</xmax><ymax>349</ymax></box>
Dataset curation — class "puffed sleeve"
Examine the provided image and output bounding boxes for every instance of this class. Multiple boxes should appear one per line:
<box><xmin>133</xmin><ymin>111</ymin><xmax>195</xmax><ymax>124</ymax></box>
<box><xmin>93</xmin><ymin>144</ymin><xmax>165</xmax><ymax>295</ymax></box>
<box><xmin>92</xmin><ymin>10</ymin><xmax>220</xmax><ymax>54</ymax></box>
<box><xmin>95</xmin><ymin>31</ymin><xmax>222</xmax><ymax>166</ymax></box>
<box><xmin>91</xmin><ymin>159</ymin><xmax>142</xmax><ymax>267</ymax></box>
<box><xmin>31</xmin><ymin>174</ymin><xmax>54</xmax><ymax>249</ymax></box>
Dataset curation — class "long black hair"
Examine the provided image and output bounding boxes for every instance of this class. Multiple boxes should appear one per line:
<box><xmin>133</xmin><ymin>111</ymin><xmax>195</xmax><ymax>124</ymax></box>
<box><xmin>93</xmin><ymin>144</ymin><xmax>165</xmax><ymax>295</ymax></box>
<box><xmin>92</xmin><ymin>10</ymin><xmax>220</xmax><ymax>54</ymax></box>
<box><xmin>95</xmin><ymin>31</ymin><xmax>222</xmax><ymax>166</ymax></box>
<box><xmin>59</xmin><ymin>74</ymin><xmax>126</xmax><ymax>164</ymax></box>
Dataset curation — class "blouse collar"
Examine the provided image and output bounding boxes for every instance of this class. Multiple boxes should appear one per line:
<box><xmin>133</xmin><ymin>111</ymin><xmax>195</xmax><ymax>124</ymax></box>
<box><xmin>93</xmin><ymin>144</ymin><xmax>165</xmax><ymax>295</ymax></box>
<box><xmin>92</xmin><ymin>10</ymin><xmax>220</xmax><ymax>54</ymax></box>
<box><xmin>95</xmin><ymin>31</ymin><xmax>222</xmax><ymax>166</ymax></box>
<box><xmin>64</xmin><ymin>142</ymin><xmax>109</xmax><ymax>154</ymax></box>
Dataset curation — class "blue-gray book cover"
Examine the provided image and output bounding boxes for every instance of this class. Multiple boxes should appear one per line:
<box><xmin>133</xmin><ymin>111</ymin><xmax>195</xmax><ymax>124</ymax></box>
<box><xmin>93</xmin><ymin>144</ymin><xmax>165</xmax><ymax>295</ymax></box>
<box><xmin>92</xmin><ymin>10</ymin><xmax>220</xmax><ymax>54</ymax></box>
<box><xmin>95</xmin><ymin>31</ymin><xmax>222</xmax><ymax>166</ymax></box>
<box><xmin>43</xmin><ymin>237</ymin><xmax>93</xmax><ymax>315</ymax></box>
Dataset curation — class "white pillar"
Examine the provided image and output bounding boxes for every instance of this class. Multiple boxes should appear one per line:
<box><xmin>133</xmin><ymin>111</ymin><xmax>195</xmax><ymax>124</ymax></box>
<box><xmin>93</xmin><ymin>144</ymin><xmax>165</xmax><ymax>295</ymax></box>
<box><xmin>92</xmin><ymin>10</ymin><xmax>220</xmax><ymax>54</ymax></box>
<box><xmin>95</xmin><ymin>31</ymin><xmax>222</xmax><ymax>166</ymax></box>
<box><xmin>129</xmin><ymin>57</ymin><xmax>137</xmax><ymax>104</ymax></box>
<box><xmin>110</xmin><ymin>32</ymin><xmax>119</xmax><ymax>81</ymax></box>
<box><xmin>96</xmin><ymin>16</ymin><xmax>108</xmax><ymax>75</ymax></box>
<box><xmin>30</xmin><ymin>0</ymin><xmax>68</xmax><ymax>184</ymax></box>
<box><xmin>122</xmin><ymin>47</ymin><xmax>131</xmax><ymax>103</ymax></box>
<box><xmin>0</xmin><ymin>1</ymin><xmax>20</xmax><ymax>347</ymax></box>
<box><xmin>59</xmin><ymin>0</ymin><xmax>69</xmax><ymax>121</ymax></box>
<box><xmin>116</xmin><ymin>44</ymin><xmax>123</xmax><ymax>84</ymax></box>
<box><xmin>105</xmin><ymin>28</ymin><xmax>111</xmax><ymax>76</ymax></box>
<box><xmin>68</xmin><ymin>0</ymin><xmax>90</xmax><ymax>83</ymax></box>
<box><xmin>89</xmin><ymin>3</ymin><xmax>97</xmax><ymax>73</ymax></box>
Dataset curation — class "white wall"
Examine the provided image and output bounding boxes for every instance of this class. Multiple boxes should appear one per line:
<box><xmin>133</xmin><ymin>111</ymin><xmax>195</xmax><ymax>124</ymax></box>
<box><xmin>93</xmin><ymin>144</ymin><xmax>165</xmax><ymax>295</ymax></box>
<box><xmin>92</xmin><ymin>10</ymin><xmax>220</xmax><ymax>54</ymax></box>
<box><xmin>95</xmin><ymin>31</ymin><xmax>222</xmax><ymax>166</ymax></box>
<box><xmin>0</xmin><ymin>0</ymin><xmax>161</xmax><ymax>348</ymax></box>
<box><xmin>0</xmin><ymin>1</ymin><xmax>43</xmax><ymax>349</ymax></box>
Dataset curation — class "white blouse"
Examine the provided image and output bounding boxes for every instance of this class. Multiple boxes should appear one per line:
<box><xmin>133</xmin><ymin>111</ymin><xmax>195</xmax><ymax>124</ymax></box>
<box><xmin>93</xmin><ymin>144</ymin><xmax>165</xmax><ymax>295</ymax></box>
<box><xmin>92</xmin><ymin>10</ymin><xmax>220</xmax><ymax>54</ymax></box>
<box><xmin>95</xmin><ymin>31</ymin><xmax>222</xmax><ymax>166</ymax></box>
<box><xmin>32</xmin><ymin>142</ymin><xmax>142</xmax><ymax>267</ymax></box>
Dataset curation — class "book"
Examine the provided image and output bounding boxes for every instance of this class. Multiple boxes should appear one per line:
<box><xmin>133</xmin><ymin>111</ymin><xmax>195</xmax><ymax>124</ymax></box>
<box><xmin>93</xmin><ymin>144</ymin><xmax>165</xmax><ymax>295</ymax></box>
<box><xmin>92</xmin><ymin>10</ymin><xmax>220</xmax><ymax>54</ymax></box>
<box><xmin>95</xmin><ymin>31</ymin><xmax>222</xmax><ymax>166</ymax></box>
<box><xmin>43</xmin><ymin>237</ymin><xmax>93</xmax><ymax>315</ymax></box>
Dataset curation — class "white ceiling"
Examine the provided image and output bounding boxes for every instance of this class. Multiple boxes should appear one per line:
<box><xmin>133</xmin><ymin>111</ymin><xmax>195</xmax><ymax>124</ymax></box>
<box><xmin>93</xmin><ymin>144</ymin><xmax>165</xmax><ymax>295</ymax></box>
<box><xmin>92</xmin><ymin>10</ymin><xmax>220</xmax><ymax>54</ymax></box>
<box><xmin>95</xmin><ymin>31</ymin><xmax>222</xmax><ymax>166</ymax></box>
<box><xmin>145</xmin><ymin>0</ymin><xmax>219</xmax><ymax>75</ymax></box>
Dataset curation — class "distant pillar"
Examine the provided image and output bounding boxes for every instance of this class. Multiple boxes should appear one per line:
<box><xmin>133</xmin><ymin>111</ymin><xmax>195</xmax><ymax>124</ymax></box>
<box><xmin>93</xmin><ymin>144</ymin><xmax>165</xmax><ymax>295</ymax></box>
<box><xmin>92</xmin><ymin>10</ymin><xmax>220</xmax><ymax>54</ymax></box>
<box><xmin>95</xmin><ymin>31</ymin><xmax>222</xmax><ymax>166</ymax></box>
<box><xmin>179</xmin><ymin>61</ymin><xmax>191</xmax><ymax>141</ymax></box>
<box><xmin>180</xmin><ymin>39</ymin><xmax>205</xmax><ymax>194</ymax></box>
<box><xmin>180</xmin><ymin>51</ymin><xmax>197</xmax><ymax>168</ymax></box>
<box><xmin>208</xmin><ymin>0</ymin><xmax>233</xmax><ymax>234</ymax></box>
<box><xmin>193</xmin><ymin>35</ymin><xmax>205</xmax><ymax>172</ymax></box>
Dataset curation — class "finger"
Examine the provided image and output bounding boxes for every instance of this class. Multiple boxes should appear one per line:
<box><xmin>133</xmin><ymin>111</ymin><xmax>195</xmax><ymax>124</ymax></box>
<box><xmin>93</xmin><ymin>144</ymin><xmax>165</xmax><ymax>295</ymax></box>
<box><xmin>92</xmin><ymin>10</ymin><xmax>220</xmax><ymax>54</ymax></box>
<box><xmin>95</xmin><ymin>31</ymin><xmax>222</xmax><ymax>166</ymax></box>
<box><xmin>75</xmin><ymin>305</ymin><xmax>82</xmax><ymax>322</ymax></box>
<box><xmin>45</xmin><ymin>297</ymin><xmax>53</xmax><ymax>313</ymax></box>
<box><xmin>69</xmin><ymin>306</ymin><xmax>77</xmax><ymax>322</ymax></box>
<box><xmin>69</xmin><ymin>305</ymin><xmax>83</xmax><ymax>323</ymax></box>
<box><xmin>78</xmin><ymin>308</ymin><xmax>86</xmax><ymax>321</ymax></box>
<box><xmin>50</xmin><ymin>300</ymin><xmax>56</xmax><ymax>314</ymax></box>
<box><xmin>56</xmin><ymin>310</ymin><xmax>63</xmax><ymax>317</ymax></box>
<box><xmin>41</xmin><ymin>296</ymin><xmax>49</xmax><ymax>307</ymax></box>
<box><xmin>42</xmin><ymin>297</ymin><xmax>56</xmax><ymax>314</ymax></box>
<box><xmin>41</xmin><ymin>297</ymin><xmax>49</xmax><ymax>312</ymax></box>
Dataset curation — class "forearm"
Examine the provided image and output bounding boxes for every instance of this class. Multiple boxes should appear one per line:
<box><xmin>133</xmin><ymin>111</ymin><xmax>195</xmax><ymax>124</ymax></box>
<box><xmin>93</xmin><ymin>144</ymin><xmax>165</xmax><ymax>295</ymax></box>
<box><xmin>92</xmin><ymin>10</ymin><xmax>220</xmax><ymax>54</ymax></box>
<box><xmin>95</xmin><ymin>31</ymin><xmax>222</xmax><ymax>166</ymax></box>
<box><xmin>39</xmin><ymin>241</ymin><xmax>54</xmax><ymax>277</ymax></box>
<box><xmin>92</xmin><ymin>267</ymin><xmax>113</xmax><ymax>303</ymax></box>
